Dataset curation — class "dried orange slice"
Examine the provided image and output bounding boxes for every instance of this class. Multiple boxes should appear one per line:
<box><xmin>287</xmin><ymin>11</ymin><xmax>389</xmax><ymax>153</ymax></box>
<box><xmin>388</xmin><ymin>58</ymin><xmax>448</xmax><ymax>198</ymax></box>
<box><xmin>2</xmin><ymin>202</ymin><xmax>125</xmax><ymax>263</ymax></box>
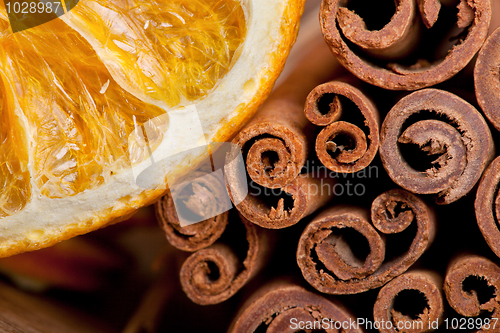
<box><xmin>0</xmin><ymin>0</ymin><xmax>305</xmax><ymax>257</ymax></box>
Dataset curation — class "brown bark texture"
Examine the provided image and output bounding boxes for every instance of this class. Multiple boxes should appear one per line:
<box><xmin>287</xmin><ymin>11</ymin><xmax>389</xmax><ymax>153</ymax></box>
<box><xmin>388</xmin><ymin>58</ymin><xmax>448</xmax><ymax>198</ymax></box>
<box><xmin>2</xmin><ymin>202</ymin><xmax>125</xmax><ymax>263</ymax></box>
<box><xmin>373</xmin><ymin>270</ymin><xmax>444</xmax><ymax>333</ymax></box>
<box><xmin>320</xmin><ymin>0</ymin><xmax>491</xmax><ymax>90</ymax></box>
<box><xmin>228</xmin><ymin>280</ymin><xmax>363</xmax><ymax>333</ymax></box>
<box><xmin>179</xmin><ymin>215</ymin><xmax>269</xmax><ymax>305</ymax></box>
<box><xmin>224</xmin><ymin>36</ymin><xmax>344</xmax><ymax>229</ymax></box>
<box><xmin>155</xmin><ymin>188</ymin><xmax>228</xmax><ymax>252</ymax></box>
<box><xmin>297</xmin><ymin>189</ymin><xmax>436</xmax><ymax>294</ymax></box>
<box><xmin>444</xmin><ymin>255</ymin><xmax>500</xmax><ymax>332</ymax></box>
<box><xmin>476</xmin><ymin>155</ymin><xmax>500</xmax><ymax>259</ymax></box>
<box><xmin>379</xmin><ymin>88</ymin><xmax>494</xmax><ymax>205</ymax></box>
<box><xmin>475</xmin><ymin>26</ymin><xmax>500</xmax><ymax>131</ymax></box>
<box><xmin>304</xmin><ymin>80</ymin><xmax>380</xmax><ymax>173</ymax></box>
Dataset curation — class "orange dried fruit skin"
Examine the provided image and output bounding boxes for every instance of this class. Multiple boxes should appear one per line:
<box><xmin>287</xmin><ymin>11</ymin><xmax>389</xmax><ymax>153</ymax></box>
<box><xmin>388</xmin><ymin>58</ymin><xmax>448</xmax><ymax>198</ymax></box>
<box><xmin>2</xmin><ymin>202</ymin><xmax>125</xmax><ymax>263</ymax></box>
<box><xmin>63</xmin><ymin>0</ymin><xmax>247</xmax><ymax>106</ymax></box>
<box><xmin>0</xmin><ymin>0</ymin><xmax>245</xmax><ymax>200</ymax></box>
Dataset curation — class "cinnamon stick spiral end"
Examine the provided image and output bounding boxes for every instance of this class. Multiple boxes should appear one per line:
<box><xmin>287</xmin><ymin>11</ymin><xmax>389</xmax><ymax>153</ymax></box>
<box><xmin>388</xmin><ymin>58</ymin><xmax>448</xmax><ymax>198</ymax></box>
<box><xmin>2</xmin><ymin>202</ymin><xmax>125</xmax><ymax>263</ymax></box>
<box><xmin>305</xmin><ymin>81</ymin><xmax>379</xmax><ymax>173</ymax></box>
<box><xmin>380</xmin><ymin>89</ymin><xmax>493</xmax><ymax>204</ymax></box>
<box><xmin>155</xmin><ymin>191</ymin><xmax>228</xmax><ymax>252</ymax></box>
<box><xmin>154</xmin><ymin>146</ymin><xmax>239</xmax><ymax>251</ymax></box>
<box><xmin>297</xmin><ymin>189</ymin><xmax>435</xmax><ymax>295</ymax></box>
<box><xmin>239</xmin><ymin>174</ymin><xmax>335</xmax><ymax>229</ymax></box>
<box><xmin>321</xmin><ymin>0</ymin><xmax>491</xmax><ymax>89</ymax></box>
<box><xmin>444</xmin><ymin>255</ymin><xmax>500</xmax><ymax>323</ymax></box>
<box><xmin>227</xmin><ymin>114</ymin><xmax>307</xmax><ymax>189</ymax></box>
<box><xmin>374</xmin><ymin>271</ymin><xmax>443</xmax><ymax>333</ymax></box>
<box><xmin>163</xmin><ymin>141</ymin><xmax>248</xmax><ymax>227</ymax></box>
<box><xmin>180</xmin><ymin>217</ymin><xmax>261</xmax><ymax>305</ymax></box>
<box><xmin>229</xmin><ymin>282</ymin><xmax>363</xmax><ymax>333</ymax></box>
<box><xmin>297</xmin><ymin>206</ymin><xmax>386</xmax><ymax>294</ymax></box>
<box><xmin>167</xmin><ymin>169</ymin><xmax>232</xmax><ymax>227</ymax></box>
<box><xmin>155</xmin><ymin>142</ymin><xmax>245</xmax><ymax>248</ymax></box>
<box><xmin>335</xmin><ymin>0</ymin><xmax>417</xmax><ymax>59</ymax></box>
<box><xmin>371</xmin><ymin>189</ymin><xmax>435</xmax><ymax>244</ymax></box>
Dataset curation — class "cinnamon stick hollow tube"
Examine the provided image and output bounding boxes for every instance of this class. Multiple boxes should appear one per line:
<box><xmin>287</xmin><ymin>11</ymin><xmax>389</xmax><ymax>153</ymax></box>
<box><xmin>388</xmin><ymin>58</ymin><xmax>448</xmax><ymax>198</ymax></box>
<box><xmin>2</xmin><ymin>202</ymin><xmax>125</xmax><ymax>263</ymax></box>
<box><xmin>180</xmin><ymin>215</ymin><xmax>268</xmax><ymax>305</ymax></box>
<box><xmin>226</xmin><ymin>172</ymin><xmax>336</xmax><ymax>229</ymax></box>
<box><xmin>304</xmin><ymin>81</ymin><xmax>379</xmax><ymax>173</ymax></box>
<box><xmin>155</xmin><ymin>193</ymin><xmax>228</xmax><ymax>252</ymax></box>
<box><xmin>475</xmin><ymin>156</ymin><xmax>500</xmax><ymax>259</ymax></box>
<box><xmin>228</xmin><ymin>280</ymin><xmax>363</xmax><ymax>333</ymax></box>
<box><xmin>444</xmin><ymin>255</ymin><xmax>500</xmax><ymax>330</ymax></box>
<box><xmin>373</xmin><ymin>271</ymin><xmax>444</xmax><ymax>333</ymax></box>
<box><xmin>297</xmin><ymin>189</ymin><xmax>435</xmax><ymax>294</ymax></box>
<box><xmin>225</xmin><ymin>36</ymin><xmax>342</xmax><ymax>190</ymax></box>
<box><xmin>379</xmin><ymin>89</ymin><xmax>494</xmax><ymax>205</ymax></box>
<box><xmin>475</xmin><ymin>26</ymin><xmax>500</xmax><ymax>131</ymax></box>
<box><xmin>320</xmin><ymin>0</ymin><xmax>491</xmax><ymax>90</ymax></box>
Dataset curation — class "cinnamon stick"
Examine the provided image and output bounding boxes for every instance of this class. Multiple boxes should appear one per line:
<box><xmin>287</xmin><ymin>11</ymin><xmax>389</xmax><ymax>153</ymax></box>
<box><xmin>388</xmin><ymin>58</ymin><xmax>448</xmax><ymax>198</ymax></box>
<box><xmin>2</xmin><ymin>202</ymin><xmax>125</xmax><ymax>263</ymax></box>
<box><xmin>226</xmin><ymin>172</ymin><xmax>335</xmax><ymax>229</ymax></box>
<box><xmin>304</xmin><ymin>81</ymin><xmax>379</xmax><ymax>173</ymax></box>
<box><xmin>228</xmin><ymin>280</ymin><xmax>363</xmax><ymax>333</ymax></box>
<box><xmin>297</xmin><ymin>189</ymin><xmax>435</xmax><ymax>294</ymax></box>
<box><xmin>320</xmin><ymin>0</ymin><xmax>491</xmax><ymax>90</ymax></box>
<box><xmin>179</xmin><ymin>215</ymin><xmax>268</xmax><ymax>305</ymax></box>
<box><xmin>225</xmin><ymin>40</ymin><xmax>339</xmax><ymax>190</ymax></box>
<box><xmin>373</xmin><ymin>270</ymin><xmax>443</xmax><ymax>333</ymax></box>
<box><xmin>444</xmin><ymin>255</ymin><xmax>500</xmax><ymax>329</ymax></box>
<box><xmin>475</xmin><ymin>26</ymin><xmax>500</xmax><ymax>131</ymax></box>
<box><xmin>155</xmin><ymin>181</ymin><xmax>228</xmax><ymax>252</ymax></box>
<box><xmin>224</xmin><ymin>39</ymin><xmax>344</xmax><ymax>228</ymax></box>
<box><xmin>379</xmin><ymin>89</ymin><xmax>494</xmax><ymax>205</ymax></box>
<box><xmin>475</xmin><ymin>156</ymin><xmax>500</xmax><ymax>259</ymax></box>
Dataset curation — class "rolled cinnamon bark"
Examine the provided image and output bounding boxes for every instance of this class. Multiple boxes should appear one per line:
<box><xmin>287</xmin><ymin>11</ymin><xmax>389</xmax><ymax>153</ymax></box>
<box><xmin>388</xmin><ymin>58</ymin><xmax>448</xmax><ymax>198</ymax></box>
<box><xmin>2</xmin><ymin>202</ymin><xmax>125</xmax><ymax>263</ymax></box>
<box><xmin>179</xmin><ymin>215</ymin><xmax>267</xmax><ymax>305</ymax></box>
<box><xmin>417</xmin><ymin>0</ymin><xmax>441</xmax><ymax>29</ymax></box>
<box><xmin>444</xmin><ymin>255</ymin><xmax>500</xmax><ymax>329</ymax></box>
<box><xmin>155</xmin><ymin>177</ymin><xmax>228</xmax><ymax>252</ymax></box>
<box><xmin>475</xmin><ymin>27</ymin><xmax>500</xmax><ymax>131</ymax></box>
<box><xmin>320</xmin><ymin>0</ymin><xmax>491</xmax><ymax>90</ymax></box>
<box><xmin>226</xmin><ymin>173</ymin><xmax>335</xmax><ymax>229</ymax></box>
<box><xmin>297</xmin><ymin>189</ymin><xmax>435</xmax><ymax>294</ymax></box>
<box><xmin>224</xmin><ymin>29</ymin><xmax>347</xmax><ymax>229</ymax></box>
<box><xmin>379</xmin><ymin>89</ymin><xmax>494</xmax><ymax>205</ymax></box>
<box><xmin>304</xmin><ymin>81</ymin><xmax>379</xmax><ymax>173</ymax></box>
<box><xmin>228</xmin><ymin>280</ymin><xmax>363</xmax><ymax>333</ymax></box>
<box><xmin>373</xmin><ymin>270</ymin><xmax>443</xmax><ymax>333</ymax></box>
<box><xmin>475</xmin><ymin>156</ymin><xmax>500</xmax><ymax>259</ymax></box>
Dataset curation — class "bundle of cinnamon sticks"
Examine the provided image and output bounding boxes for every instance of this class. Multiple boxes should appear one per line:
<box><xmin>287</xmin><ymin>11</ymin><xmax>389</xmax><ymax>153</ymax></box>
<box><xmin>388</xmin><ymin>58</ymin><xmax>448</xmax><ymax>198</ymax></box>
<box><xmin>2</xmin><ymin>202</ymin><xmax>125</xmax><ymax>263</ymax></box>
<box><xmin>146</xmin><ymin>0</ymin><xmax>500</xmax><ymax>332</ymax></box>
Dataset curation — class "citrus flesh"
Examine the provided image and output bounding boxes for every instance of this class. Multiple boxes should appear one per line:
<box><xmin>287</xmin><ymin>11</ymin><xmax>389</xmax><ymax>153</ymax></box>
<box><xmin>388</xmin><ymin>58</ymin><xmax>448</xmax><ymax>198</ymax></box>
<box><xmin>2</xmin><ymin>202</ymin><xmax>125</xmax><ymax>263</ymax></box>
<box><xmin>61</xmin><ymin>0</ymin><xmax>247</xmax><ymax>107</ymax></box>
<box><xmin>0</xmin><ymin>0</ymin><xmax>304</xmax><ymax>256</ymax></box>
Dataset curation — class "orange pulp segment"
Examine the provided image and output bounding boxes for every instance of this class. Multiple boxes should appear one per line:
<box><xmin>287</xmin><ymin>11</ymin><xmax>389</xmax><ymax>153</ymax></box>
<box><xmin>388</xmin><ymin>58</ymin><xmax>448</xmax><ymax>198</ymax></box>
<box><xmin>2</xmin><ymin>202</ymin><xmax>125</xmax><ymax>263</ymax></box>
<box><xmin>0</xmin><ymin>0</ymin><xmax>246</xmax><ymax>205</ymax></box>
<box><xmin>64</xmin><ymin>0</ymin><xmax>247</xmax><ymax>106</ymax></box>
